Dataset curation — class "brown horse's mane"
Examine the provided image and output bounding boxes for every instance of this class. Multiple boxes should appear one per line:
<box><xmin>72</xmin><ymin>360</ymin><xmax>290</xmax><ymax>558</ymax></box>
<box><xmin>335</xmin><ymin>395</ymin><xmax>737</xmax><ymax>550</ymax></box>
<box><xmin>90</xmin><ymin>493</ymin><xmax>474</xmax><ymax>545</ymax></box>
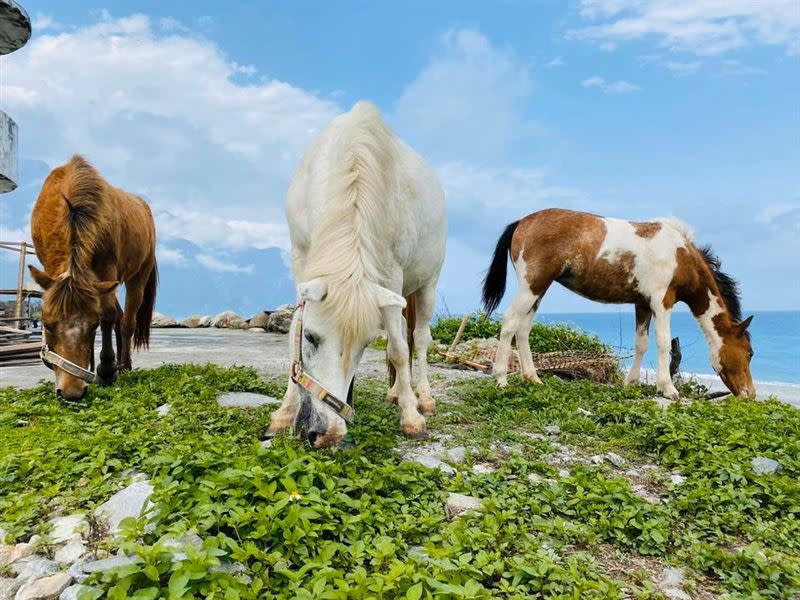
<box><xmin>47</xmin><ymin>155</ymin><xmax>111</xmax><ymax>318</ymax></box>
<box><xmin>697</xmin><ymin>244</ymin><xmax>745</xmax><ymax>325</ymax></box>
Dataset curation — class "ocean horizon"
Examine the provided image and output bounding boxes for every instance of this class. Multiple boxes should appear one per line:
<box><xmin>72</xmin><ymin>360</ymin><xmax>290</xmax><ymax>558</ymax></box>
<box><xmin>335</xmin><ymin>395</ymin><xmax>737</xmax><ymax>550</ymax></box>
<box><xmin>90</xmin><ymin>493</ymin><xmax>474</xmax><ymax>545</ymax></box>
<box><xmin>531</xmin><ymin>309</ymin><xmax>799</xmax><ymax>385</ymax></box>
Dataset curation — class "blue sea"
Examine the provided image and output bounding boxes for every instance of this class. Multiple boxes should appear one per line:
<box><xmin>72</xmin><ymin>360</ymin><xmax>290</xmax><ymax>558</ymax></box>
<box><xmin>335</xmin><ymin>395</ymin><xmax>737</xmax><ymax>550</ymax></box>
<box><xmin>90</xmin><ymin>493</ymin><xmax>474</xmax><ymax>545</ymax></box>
<box><xmin>537</xmin><ymin>310</ymin><xmax>800</xmax><ymax>385</ymax></box>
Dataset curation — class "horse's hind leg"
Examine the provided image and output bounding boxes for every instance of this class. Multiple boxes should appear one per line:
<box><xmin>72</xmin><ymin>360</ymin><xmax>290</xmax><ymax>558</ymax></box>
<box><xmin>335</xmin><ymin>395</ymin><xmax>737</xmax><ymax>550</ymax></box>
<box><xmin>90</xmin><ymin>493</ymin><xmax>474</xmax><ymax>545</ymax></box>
<box><xmin>413</xmin><ymin>284</ymin><xmax>437</xmax><ymax>416</ymax></box>
<box><xmin>653</xmin><ymin>303</ymin><xmax>679</xmax><ymax>400</ymax></box>
<box><xmin>118</xmin><ymin>276</ymin><xmax>146</xmax><ymax>372</ymax></box>
<box><xmin>97</xmin><ymin>299</ymin><xmax>120</xmax><ymax>385</ymax></box>
<box><xmin>625</xmin><ymin>304</ymin><xmax>651</xmax><ymax>385</ymax></box>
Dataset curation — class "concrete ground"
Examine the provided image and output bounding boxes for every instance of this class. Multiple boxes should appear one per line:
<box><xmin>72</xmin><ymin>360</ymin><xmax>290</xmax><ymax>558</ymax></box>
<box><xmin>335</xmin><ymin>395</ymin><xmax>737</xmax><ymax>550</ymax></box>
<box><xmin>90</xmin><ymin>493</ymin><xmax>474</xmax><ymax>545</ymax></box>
<box><xmin>2</xmin><ymin>329</ymin><xmax>797</xmax><ymax>409</ymax></box>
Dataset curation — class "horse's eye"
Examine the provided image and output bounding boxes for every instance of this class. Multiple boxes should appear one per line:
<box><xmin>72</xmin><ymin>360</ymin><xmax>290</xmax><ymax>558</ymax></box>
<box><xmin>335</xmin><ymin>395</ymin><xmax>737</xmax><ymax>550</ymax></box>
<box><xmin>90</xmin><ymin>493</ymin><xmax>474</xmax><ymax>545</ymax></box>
<box><xmin>304</xmin><ymin>332</ymin><xmax>320</xmax><ymax>348</ymax></box>
<box><xmin>748</xmin><ymin>350</ymin><xmax>754</xmax><ymax>360</ymax></box>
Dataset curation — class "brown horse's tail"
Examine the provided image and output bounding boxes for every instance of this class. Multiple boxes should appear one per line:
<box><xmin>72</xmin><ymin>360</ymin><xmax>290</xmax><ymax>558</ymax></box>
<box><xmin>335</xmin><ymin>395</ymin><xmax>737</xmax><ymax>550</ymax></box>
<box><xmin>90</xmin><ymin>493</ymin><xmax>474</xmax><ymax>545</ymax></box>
<box><xmin>134</xmin><ymin>260</ymin><xmax>158</xmax><ymax>350</ymax></box>
<box><xmin>388</xmin><ymin>291</ymin><xmax>417</xmax><ymax>387</ymax></box>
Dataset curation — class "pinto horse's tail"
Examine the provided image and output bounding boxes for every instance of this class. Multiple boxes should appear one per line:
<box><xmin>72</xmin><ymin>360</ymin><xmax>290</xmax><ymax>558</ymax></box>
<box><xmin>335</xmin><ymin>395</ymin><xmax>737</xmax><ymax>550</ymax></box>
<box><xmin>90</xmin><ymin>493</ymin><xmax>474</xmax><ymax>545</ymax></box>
<box><xmin>481</xmin><ymin>221</ymin><xmax>519</xmax><ymax>315</ymax></box>
<box><xmin>134</xmin><ymin>259</ymin><xmax>158</xmax><ymax>349</ymax></box>
<box><xmin>387</xmin><ymin>291</ymin><xmax>417</xmax><ymax>388</ymax></box>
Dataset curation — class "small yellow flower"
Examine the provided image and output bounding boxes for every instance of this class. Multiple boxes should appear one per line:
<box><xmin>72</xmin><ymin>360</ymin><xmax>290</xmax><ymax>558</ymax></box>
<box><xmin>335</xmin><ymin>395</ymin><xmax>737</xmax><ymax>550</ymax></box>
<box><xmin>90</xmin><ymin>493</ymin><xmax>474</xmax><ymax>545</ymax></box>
<box><xmin>289</xmin><ymin>490</ymin><xmax>302</xmax><ymax>501</ymax></box>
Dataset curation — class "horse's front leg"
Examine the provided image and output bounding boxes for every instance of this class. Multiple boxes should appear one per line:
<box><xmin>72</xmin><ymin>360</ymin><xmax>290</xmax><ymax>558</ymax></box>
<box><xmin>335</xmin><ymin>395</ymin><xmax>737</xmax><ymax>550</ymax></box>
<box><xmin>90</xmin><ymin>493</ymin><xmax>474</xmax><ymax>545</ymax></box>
<box><xmin>413</xmin><ymin>285</ymin><xmax>437</xmax><ymax>416</ymax></box>
<box><xmin>385</xmin><ymin>305</ymin><xmax>427</xmax><ymax>438</ymax></box>
<box><xmin>653</xmin><ymin>304</ymin><xmax>679</xmax><ymax>400</ymax></box>
<box><xmin>96</xmin><ymin>302</ymin><xmax>120</xmax><ymax>385</ymax></box>
<box><xmin>266</xmin><ymin>379</ymin><xmax>300</xmax><ymax>436</ymax></box>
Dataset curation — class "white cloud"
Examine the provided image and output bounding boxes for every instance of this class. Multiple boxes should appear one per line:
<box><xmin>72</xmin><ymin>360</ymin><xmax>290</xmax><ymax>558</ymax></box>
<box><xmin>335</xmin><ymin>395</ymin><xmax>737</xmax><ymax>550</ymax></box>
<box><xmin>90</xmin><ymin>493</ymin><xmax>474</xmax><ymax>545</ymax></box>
<box><xmin>581</xmin><ymin>75</ymin><xmax>641</xmax><ymax>93</ymax></box>
<box><xmin>545</xmin><ymin>56</ymin><xmax>565</xmax><ymax>68</ymax></box>
<box><xmin>1</xmin><ymin>13</ymin><xmax>339</xmax><ymax>251</ymax></box>
<box><xmin>156</xmin><ymin>246</ymin><xmax>187</xmax><ymax>266</ymax></box>
<box><xmin>571</xmin><ymin>0</ymin><xmax>800</xmax><ymax>56</ymax></box>
<box><xmin>31</xmin><ymin>14</ymin><xmax>58</xmax><ymax>30</ymax></box>
<box><xmin>196</xmin><ymin>254</ymin><xmax>254</xmax><ymax>274</ymax></box>
<box><xmin>393</xmin><ymin>28</ymin><xmax>536</xmax><ymax>163</ymax></box>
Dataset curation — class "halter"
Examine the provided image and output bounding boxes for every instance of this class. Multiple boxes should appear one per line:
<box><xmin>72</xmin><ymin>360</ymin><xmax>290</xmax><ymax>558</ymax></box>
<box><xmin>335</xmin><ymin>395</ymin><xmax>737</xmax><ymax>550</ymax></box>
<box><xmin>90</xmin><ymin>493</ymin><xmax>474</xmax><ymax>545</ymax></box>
<box><xmin>40</xmin><ymin>330</ymin><xmax>97</xmax><ymax>384</ymax></box>
<box><xmin>291</xmin><ymin>302</ymin><xmax>354</xmax><ymax>423</ymax></box>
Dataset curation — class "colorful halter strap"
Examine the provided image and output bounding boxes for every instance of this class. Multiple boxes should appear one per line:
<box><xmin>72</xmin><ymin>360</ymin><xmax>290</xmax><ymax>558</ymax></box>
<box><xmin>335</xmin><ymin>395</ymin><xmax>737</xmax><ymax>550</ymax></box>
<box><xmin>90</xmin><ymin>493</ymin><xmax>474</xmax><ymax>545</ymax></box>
<box><xmin>40</xmin><ymin>330</ymin><xmax>97</xmax><ymax>384</ymax></box>
<box><xmin>290</xmin><ymin>302</ymin><xmax>354</xmax><ymax>423</ymax></box>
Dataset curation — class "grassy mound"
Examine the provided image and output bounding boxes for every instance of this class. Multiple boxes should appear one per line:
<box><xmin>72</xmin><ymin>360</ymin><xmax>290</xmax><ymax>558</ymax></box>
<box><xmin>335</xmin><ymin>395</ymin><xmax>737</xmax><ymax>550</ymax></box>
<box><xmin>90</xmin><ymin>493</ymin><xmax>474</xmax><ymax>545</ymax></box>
<box><xmin>1</xmin><ymin>366</ymin><xmax>798</xmax><ymax>598</ymax></box>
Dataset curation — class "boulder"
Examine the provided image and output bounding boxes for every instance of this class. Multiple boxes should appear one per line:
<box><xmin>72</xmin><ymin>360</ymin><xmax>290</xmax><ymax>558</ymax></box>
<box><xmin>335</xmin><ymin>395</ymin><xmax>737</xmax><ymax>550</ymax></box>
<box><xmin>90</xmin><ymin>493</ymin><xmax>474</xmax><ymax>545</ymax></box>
<box><xmin>94</xmin><ymin>479</ymin><xmax>154</xmax><ymax>536</ymax></box>
<box><xmin>444</xmin><ymin>492</ymin><xmax>483</xmax><ymax>519</ymax></box>
<box><xmin>60</xmin><ymin>585</ymin><xmax>97</xmax><ymax>600</ymax></box>
<box><xmin>156</xmin><ymin>404</ymin><xmax>171</xmax><ymax>417</ymax></box>
<box><xmin>0</xmin><ymin>542</ymin><xmax>34</xmax><ymax>566</ymax></box>
<box><xmin>0</xmin><ymin>577</ymin><xmax>25</xmax><ymax>600</ymax></box>
<box><xmin>246</xmin><ymin>311</ymin><xmax>271</xmax><ymax>329</ymax></box>
<box><xmin>180</xmin><ymin>315</ymin><xmax>204</xmax><ymax>328</ymax></box>
<box><xmin>472</xmin><ymin>463</ymin><xmax>496</xmax><ymax>475</ymax></box>
<box><xmin>657</xmin><ymin>567</ymin><xmax>691</xmax><ymax>600</ymax></box>
<box><xmin>217</xmin><ymin>392</ymin><xmax>281</xmax><ymax>409</ymax></box>
<box><xmin>211</xmin><ymin>311</ymin><xmax>246</xmax><ymax>329</ymax></box>
<box><xmin>16</xmin><ymin>572</ymin><xmax>72</xmax><ymax>600</ymax></box>
<box><xmin>266</xmin><ymin>306</ymin><xmax>294</xmax><ymax>334</ymax></box>
<box><xmin>751</xmin><ymin>456</ymin><xmax>781</xmax><ymax>475</ymax></box>
<box><xmin>605</xmin><ymin>452</ymin><xmax>626</xmax><ymax>467</ymax></box>
<box><xmin>48</xmin><ymin>515</ymin><xmax>87</xmax><ymax>545</ymax></box>
<box><xmin>197</xmin><ymin>316</ymin><xmax>214</xmax><ymax>328</ymax></box>
<box><xmin>54</xmin><ymin>540</ymin><xmax>86</xmax><ymax>565</ymax></box>
<box><xmin>151</xmin><ymin>313</ymin><xmax>178</xmax><ymax>328</ymax></box>
<box><xmin>10</xmin><ymin>556</ymin><xmax>59</xmax><ymax>579</ymax></box>
<box><xmin>543</xmin><ymin>425</ymin><xmax>561</xmax><ymax>435</ymax></box>
<box><xmin>77</xmin><ymin>555</ymin><xmax>135</xmax><ymax>576</ymax></box>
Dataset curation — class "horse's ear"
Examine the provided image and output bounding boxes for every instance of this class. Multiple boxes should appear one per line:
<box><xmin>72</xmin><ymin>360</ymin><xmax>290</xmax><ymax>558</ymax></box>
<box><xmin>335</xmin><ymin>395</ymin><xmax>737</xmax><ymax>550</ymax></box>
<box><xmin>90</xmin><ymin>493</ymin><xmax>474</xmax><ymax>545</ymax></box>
<box><xmin>372</xmin><ymin>284</ymin><xmax>406</xmax><ymax>309</ymax></box>
<box><xmin>95</xmin><ymin>280</ymin><xmax>120</xmax><ymax>295</ymax></box>
<box><xmin>298</xmin><ymin>278</ymin><xmax>328</xmax><ymax>302</ymax></box>
<box><xmin>28</xmin><ymin>265</ymin><xmax>55</xmax><ymax>290</ymax></box>
<box><xmin>738</xmin><ymin>315</ymin><xmax>754</xmax><ymax>332</ymax></box>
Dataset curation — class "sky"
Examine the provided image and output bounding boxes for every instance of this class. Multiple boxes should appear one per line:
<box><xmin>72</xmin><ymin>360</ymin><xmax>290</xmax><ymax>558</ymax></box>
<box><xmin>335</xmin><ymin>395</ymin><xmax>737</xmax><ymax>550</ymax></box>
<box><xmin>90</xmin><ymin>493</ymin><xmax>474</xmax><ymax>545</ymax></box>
<box><xmin>1</xmin><ymin>0</ymin><xmax>798</xmax><ymax>319</ymax></box>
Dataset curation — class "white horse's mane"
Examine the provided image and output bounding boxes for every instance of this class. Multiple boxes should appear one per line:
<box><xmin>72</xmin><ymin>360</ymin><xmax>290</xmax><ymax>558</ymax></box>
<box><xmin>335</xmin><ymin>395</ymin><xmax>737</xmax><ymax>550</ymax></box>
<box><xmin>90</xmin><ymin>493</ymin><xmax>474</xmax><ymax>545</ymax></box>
<box><xmin>303</xmin><ymin>101</ymin><xmax>399</xmax><ymax>363</ymax></box>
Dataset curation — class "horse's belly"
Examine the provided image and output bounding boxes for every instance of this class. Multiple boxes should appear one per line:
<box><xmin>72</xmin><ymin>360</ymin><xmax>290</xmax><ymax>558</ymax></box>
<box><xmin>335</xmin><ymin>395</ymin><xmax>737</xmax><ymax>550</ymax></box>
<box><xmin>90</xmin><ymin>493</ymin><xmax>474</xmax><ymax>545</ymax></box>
<box><xmin>557</xmin><ymin>260</ymin><xmax>643</xmax><ymax>304</ymax></box>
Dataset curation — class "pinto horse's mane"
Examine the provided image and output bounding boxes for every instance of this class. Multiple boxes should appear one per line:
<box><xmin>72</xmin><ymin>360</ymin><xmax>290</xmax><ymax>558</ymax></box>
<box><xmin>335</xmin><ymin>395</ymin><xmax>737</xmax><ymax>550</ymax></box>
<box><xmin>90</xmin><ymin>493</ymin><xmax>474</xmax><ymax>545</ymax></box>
<box><xmin>697</xmin><ymin>244</ymin><xmax>744</xmax><ymax>323</ymax></box>
<box><xmin>303</xmin><ymin>102</ymin><xmax>398</xmax><ymax>367</ymax></box>
<box><xmin>47</xmin><ymin>155</ymin><xmax>111</xmax><ymax>318</ymax></box>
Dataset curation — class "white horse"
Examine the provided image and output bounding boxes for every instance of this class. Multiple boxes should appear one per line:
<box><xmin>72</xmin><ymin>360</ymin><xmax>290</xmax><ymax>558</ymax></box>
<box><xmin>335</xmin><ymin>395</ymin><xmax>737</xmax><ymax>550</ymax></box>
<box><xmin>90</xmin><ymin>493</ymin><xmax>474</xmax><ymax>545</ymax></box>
<box><xmin>267</xmin><ymin>101</ymin><xmax>446</xmax><ymax>449</ymax></box>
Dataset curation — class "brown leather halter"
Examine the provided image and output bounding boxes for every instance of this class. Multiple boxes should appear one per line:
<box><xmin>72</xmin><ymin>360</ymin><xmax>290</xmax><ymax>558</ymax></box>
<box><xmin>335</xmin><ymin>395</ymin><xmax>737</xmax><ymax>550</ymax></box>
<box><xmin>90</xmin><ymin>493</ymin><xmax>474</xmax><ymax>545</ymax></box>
<box><xmin>290</xmin><ymin>302</ymin><xmax>354</xmax><ymax>423</ymax></box>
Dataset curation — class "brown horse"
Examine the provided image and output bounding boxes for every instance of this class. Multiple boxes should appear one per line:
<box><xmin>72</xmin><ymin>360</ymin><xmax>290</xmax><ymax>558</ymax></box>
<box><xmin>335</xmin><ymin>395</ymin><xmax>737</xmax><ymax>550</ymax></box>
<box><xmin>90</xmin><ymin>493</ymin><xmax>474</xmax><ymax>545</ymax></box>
<box><xmin>29</xmin><ymin>155</ymin><xmax>158</xmax><ymax>400</ymax></box>
<box><xmin>482</xmin><ymin>208</ymin><xmax>755</xmax><ymax>399</ymax></box>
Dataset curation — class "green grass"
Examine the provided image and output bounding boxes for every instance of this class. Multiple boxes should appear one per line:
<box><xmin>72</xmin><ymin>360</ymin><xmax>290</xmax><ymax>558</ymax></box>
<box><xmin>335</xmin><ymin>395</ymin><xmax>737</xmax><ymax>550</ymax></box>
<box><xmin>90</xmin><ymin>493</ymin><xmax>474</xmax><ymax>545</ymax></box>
<box><xmin>1</xmin><ymin>365</ymin><xmax>798</xmax><ymax>599</ymax></box>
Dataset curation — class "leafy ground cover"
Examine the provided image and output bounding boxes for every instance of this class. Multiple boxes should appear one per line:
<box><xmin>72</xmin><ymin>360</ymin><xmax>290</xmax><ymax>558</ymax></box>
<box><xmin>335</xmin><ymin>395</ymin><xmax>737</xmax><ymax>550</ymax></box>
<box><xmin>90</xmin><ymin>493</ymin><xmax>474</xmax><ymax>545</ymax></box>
<box><xmin>1</xmin><ymin>364</ymin><xmax>798</xmax><ymax>599</ymax></box>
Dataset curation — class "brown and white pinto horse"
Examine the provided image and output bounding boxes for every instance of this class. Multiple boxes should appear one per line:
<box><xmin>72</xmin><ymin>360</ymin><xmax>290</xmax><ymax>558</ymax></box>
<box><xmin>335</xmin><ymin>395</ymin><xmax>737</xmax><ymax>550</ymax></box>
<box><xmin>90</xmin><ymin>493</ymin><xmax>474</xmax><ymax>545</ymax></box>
<box><xmin>482</xmin><ymin>208</ymin><xmax>755</xmax><ymax>399</ymax></box>
<box><xmin>29</xmin><ymin>155</ymin><xmax>158</xmax><ymax>400</ymax></box>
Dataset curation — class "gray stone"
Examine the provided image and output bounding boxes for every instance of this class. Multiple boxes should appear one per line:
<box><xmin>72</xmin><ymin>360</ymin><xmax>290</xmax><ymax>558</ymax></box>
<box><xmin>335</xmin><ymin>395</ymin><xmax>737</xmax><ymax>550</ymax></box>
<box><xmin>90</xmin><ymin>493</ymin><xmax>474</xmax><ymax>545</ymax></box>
<box><xmin>60</xmin><ymin>585</ymin><xmax>97</xmax><ymax>600</ymax></box>
<box><xmin>54</xmin><ymin>540</ymin><xmax>86</xmax><ymax>565</ymax></box>
<box><xmin>632</xmin><ymin>484</ymin><xmax>661</xmax><ymax>505</ymax></box>
<box><xmin>246</xmin><ymin>311</ymin><xmax>270</xmax><ymax>329</ymax></box>
<box><xmin>605</xmin><ymin>452</ymin><xmax>626</xmax><ymax>467</ymax></box>
<box><xmin>471</xmin><ymin>463</ymin><xmax>496</xmax><ymax>475</ymax></box>
<box><xmin>79</xmin><ymin>555</ymin><xmax>135</xmax><ymax>575</ymax></box>
<box><xmin>211</xmin><ymin>311</ymin><xmax>246</xmax><ymax>329</ymax></box>
<box><xmin>0</xmin><ymin>543</ymin><xmax>34</xmax><ymax>566</ymax></box>
<box><xmin>446</xmin><ymin>446</ymin><xmax>467</xmax><ymax>464</ymax></box>
<box><xmin>10</xmin><ymin>556</ymin><xmax>59</xmax><ymax>579</ymax></box>
<box><xmin>658</xmin><ymin>567</ymin><xmax>691</xmax><ymax>600</ymax></box>
<box><xmin>151</xmin><ymin>313</ymin><xmax>178</xmax><ymax>328</ymax></box>
<box><xmin>670</xmin><ymin>473</ymin><xmax>686</xmax><ymax>485</ymax></box>
<box><xmin>543</xmin><ymin>425</ymin><xmax>560</xmax><ymax>435</ymax></box>
<box><xmin>94</xmin><ymin>480</ymin><xmax>154</xmax><ymax>535</ymax></box>
<box><xmin>527</xmin><ymin>473</ymin><xmax>543</xmax><ymax>484</ymax></box>
<box><xmin>48</xmin><ymin>515</ymin><xmax>87</xmax><ymax>545</ymax></box>
<box><xmin>404</xmin><ymin>452</ymin><xmax>456</xmax><ymax>474</ymax></box>
<box><xmin>66</xmin><ymin>559</ymin><xmax>95</xmax><ymax>584</ymax></box>
<box><xmin>260</xmin><ymin>439</ymin><xmax>273</xmax><ymax>449</ymax></box>
<box><xmin>444</xmin><ymin>492</ymin><xmax>483</xmax><ymax>519</ymax></box>
<box><xmin>0</xmin><ymin>577</ymin><xmax>25</xmax><ymax>600</ymax></box>
<box><xmin>163</xmin><ymin>533</ymin><xmax>203</xmax><ymax>562</ymax></box>
<box><xmin>156</xmin><ymin>403</ymin><xmax>171</xmax><ymax>417</ymax></box>
<box><xmin>266</xmin><ymin>307</ymin><xmax>294</xmax><ymax>334</ymax></box>
<box><xmin>558</xmin><ymin>468</ymin><xmax>570</xmax><ymax>478</ymax></box>
<box><xmin>751</xmin><ymin>456</ymin><xmax>781</xmax><ymax>475</ymax></box>
<box><xmin>16</xmin><ymin>572</ymin><xmax>72</xmax><ymax>600</ymax></box>
<box><xmin>217</xmin><ymin>392</ymin><xmax>280</xmax><ymax>408</ymax></box>
<box><xmin>407</xmin><ymin>546</ymin><xmax>430</xmax><ymax>562</ymax></box>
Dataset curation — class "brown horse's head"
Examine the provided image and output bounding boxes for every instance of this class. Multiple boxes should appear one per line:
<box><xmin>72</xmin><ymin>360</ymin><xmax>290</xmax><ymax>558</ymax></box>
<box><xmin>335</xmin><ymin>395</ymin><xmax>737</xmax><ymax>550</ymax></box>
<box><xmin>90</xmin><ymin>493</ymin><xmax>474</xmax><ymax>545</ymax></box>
<box><xmin>29</xmin><ymin>266</ymin><xmax>118</xmax><ymax>400</ymax></box>
<box><xmin>717</xmin><ymin>315</ymin><xmax>755</xmax><ymax>398</ymax></box>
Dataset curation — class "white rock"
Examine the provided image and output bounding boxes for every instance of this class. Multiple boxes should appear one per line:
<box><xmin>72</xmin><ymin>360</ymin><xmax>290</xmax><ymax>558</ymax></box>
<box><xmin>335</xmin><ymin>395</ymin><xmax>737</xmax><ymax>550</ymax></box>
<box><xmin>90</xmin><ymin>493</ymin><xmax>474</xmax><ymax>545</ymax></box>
<box><xmin>60</xmin><ymin>585</ymin><xmax>97</xmax><ymax>600</ymax></box>
<box><xmin>155</xmin><ymin>403</ymin><xmax>171</xmax><ymax>417</ymax></box>
<box><xmin>54</xmin><ymin>540</ymin><xmax>86</xmax><ymax>565</ymax></box>
<box><xmin>653</xmin><ymin>397</ymin><xmax>674</xmax><ymax>410</ymax></box>
<box><xmin>527</xmin><ymin>473</ymin><xmax>543</xmax><ymax>484</ymax></box>
<box><xmin>79</xmin><ymin>555</ymin><xmax>135</xmax><ymax>575</ymax></box>
<box><xmin>670</xmin><ymin>474</ymin><xmax>686</xmax><ymax>485</ymax></box>
<box><xmin>94</xmin><ymin>480</ymin><xmax>154</xmax><ymax>535</ymax></box>
<box><xmin>0</xmin><ymin>530</ymin><xmax>7</xmax><ymax>545</ymax></box>
<box><xmin>444</xmin><ymin>492</ymin><xmax>483</xmax><ymax>520</ymax></box>
<box><xmin>10</xmin><ymin>556</ymin><xmax>59</xmax><ymax>579</ymax></box>
<box><xmin>576</xmin><ymin>407</ymin><xmax>593</xmax><ymax>416</ymax></box>
<box><xmin>150</xmin><ymin>313</ymin><xmax>178</xmax><ymax>328</ymax></box>
<box><xmin>751</xmin><ymin>456</ymin><xmax>781</xmax><ymax>475</ymax></box>
<box><xmin>197</xmin><ymin>316</ymin><xmax>214</xmax><ymax>328</ymax></box>
<box><xmin>472</xmin><ymin>463</ymin><xmax>496</xmax><ymax>475</ymax></box>
<box><xmin>543</xmin><ymin>425</ymin><xmax>561</xmax><ymax>435</ymax></box>
<box><xmin>163</xmin><ymin>533</ymin><xmax>203</xmax><ymax>562</ymax></box>
<box><xmin>605</xmin><ymin>452</ymin><xmax>626</xmax><ymax>467</ymax></box>
<box><xmin>15</xmin><ymin>572</ymin><xmax>72</xmax><ymax>600</ymax></box>
<box><xmin>658</xmin><ymin>567</ymin><xmax>691</xmax><ymax>600</ymax></box>
<box><xmin>632</xmin><ymin>484</ymin><xmax>661</xmax><ymax>505</ymax></box>
<box><xmin>558</xmin><ymin>468</ymin><xmax>570</xmax><ymax>478</ymax></box>
<box><xmin>404</xmin><ymin>453</ymin><xmax>456</xmax><ymax>474</ymax></box>
<box><xmin>211</xmin><ymin>311</ymin><xmax>245</xmax><ymax>329</ymax></box>
<box><xmin>217</xmin><ymin>392</ymin><xmax>280</xmax><ymax>408</ymax></box>
<box><xmin>446</xmin><ymin>447</ymin><xmax>467</xmax><ymax>464</ymax></box>
<box><xmin>48</xmin><ymin>515</ymin><xmax>87</xmax><ymax>545</ymax></box>
<box><xmin>0</xmin><ymin>543</ymin><xmax>34</xmax><ymax>566</ymax></box>
<box><xmin>260</xmin><ymin>439</ymin><xmax>273</xmax><ymax>449</ymax></box>
<box><xmin>590</xmin><ymin>455</ymin><xmax>605</xmax><ymax>466</ymax></box>
<box><xmin>407</xmin><ymin>546</ymin><xmax>430</xmax><ymax>562</ymax></box>
<box><xmin>0</xmin><ymin>577</ymin><xmax>25</xmax><ymax>600</ymax></box>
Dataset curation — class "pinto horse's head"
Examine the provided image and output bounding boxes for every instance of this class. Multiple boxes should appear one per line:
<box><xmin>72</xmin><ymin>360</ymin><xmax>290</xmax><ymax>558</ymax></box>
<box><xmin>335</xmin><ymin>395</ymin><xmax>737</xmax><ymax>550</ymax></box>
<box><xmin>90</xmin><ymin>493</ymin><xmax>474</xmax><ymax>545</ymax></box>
<box><xmin>717</xmin><ymin>315</ymin><xmax>756</xmax><ymax>398</ymax></box>
<box><xmin>29</xmin><ymin>265</ymin><xmax>118</xmax><ymax>400</ymax></box>
<box><xmin>291</xmin><ymin>277</ymin><xmax>405</xmax><ymax>449</ymax></box>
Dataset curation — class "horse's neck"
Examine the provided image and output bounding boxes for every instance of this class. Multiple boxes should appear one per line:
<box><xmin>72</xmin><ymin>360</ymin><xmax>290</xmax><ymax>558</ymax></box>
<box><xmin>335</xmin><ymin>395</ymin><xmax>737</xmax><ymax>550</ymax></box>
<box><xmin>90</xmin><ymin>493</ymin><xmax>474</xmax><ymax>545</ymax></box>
<box><xmin>685</xmin><ymin>279</ymin><xmax>731</xmax><ymax>370</ymax></box>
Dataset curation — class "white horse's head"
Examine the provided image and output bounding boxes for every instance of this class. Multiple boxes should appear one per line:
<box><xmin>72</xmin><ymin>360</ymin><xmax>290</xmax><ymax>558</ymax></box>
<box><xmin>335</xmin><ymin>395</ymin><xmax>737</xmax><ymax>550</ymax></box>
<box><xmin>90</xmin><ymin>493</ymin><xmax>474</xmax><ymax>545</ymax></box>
<box><xmin>292</xmin><ymin>277</ymin><xmax>405</xmax><ymax>448</ymax></box>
